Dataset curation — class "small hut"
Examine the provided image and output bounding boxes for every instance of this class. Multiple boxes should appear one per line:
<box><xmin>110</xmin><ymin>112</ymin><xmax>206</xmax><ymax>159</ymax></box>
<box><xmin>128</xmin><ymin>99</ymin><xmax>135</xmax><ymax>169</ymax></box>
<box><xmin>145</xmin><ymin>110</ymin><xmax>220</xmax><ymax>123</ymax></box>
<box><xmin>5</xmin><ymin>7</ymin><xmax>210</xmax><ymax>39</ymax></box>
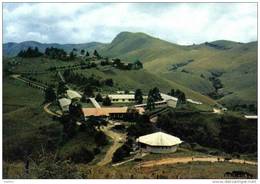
<box><xmin>136</xmin><ymin>132</ymin><xmax>182</xmax><ymax>153</ymax></box>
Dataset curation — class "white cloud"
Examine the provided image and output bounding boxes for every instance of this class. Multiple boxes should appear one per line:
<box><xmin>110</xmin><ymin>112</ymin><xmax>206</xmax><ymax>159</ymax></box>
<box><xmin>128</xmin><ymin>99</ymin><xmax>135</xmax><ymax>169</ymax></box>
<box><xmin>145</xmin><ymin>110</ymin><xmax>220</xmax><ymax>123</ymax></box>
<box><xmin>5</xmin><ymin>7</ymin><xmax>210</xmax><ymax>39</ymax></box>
<box><xmin>3</xmin><ymin>3</ymin><xmax>257</xmax><ymax>44</ymax></box>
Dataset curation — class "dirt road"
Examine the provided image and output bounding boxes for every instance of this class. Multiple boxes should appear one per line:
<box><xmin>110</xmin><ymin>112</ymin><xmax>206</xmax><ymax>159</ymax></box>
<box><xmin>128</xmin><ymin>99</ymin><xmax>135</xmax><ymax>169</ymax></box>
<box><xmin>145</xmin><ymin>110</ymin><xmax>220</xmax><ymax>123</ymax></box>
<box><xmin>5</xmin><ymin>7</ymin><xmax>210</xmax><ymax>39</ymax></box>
<box><xmin>43</xmin><ymin>103</ymin><xmax>61</xmax><ymax>117</ymax></box>
<box><xmin>97</xmin><ymin>124</ymin><xmax>126</xmax><ymax>166</ymax></box>
<box><xmin>139</xmin><ymin>156</ymin><xmax>257</xmax><ymax>168</ymax></box>
<box><xmin>11</xmin><ymin>74</ymin><xmax>47</xmax><ymax>90</ymax></box>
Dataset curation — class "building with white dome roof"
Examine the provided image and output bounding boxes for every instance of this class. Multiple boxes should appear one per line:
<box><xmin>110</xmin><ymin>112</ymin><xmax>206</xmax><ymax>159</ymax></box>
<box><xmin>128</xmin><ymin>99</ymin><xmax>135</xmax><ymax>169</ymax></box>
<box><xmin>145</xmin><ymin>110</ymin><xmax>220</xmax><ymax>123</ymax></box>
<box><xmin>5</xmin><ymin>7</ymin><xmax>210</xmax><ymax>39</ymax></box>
<box><xmin>136</xmin><ymin>132</ymin><xmax>182</xmax><ymax>153</ymax></box>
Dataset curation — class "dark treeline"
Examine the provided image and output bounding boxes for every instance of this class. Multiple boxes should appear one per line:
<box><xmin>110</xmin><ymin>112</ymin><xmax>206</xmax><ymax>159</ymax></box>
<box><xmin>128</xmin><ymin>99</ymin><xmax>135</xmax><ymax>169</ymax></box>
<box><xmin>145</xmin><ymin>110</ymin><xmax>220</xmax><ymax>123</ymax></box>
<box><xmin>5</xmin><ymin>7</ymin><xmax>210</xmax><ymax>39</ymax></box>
<box><xmin>63</xmin><ymin>70</ymin><xmax>114</xmax><ymax>88</ymax></box>
<box><xmin>47</xmin><ymin>61</ymin><xmax>97</xmax><ymax>72</ymax></box>
<box><xmin>168</xmin><ymin>88</ymin><xmax>186</xmax><ymax>104</ymax></box>
<box><xmin>112</xmin><ymin>58</ymin><xmax>143</xmax><ymax>70</ymax></box>
<box><xmin>45</xmin><ymin>47</ymin><xmax>68</xmax><ymax>60</ymax></box>
<box><xmin>17</xmin><ymin>47</ymin><xmax>43</xmax><ymax>58</ymax></box>
<box><xmin>169</xmin><ymin>59</ymin><xmax>194</xmax><ymax>71</ymax></box>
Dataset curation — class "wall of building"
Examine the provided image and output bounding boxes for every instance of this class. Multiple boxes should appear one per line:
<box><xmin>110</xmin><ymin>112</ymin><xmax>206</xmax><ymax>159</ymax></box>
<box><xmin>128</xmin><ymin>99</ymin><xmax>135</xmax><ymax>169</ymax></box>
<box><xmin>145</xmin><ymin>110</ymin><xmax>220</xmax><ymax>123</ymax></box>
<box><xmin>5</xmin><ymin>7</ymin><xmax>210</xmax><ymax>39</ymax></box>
<box><xmin>167</xmin><ymin>99</ymin><xmax>177</xmax><ymax>108</ymax></box>
<box><xmin>142</xmin><ymin>145</ymin><xmax>178</xmax><ymax>153</ymax></box>
<box><xmin>111</xmin><ymin>98</ymin><xmax>135</xmax><ymax>103</ymax></box>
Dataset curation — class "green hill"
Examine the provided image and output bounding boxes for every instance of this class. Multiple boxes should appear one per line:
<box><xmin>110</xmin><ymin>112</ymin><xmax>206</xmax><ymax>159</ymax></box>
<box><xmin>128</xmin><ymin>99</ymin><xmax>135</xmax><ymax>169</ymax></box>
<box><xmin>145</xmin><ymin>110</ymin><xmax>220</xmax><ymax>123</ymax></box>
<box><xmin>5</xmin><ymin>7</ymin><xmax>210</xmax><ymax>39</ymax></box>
<box><xmin>99</xmin><ymin>32</ymin><xmax>257</xmax><ymax>108</ymax></box>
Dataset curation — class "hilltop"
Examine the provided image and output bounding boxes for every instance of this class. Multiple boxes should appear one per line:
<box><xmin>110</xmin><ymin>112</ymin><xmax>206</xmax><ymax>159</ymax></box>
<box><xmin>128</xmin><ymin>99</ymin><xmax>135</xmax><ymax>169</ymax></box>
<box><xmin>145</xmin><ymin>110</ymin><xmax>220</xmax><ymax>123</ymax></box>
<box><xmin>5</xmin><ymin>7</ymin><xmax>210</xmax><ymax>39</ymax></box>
<box><xmin>100</xmin><ymin>32</ymin><xmax>257</xmax><ymax>109</ymax></box>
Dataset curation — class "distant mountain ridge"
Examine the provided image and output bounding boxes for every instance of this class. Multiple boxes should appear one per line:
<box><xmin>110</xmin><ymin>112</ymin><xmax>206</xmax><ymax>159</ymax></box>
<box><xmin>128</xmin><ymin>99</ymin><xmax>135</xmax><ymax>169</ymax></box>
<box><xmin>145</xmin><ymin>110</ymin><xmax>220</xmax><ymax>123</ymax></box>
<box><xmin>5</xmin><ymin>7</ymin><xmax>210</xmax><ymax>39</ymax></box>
<box><xmin>3</xmin><ymin>41</ymin><xmax>106</xmax><ymax>57</ymax></box>
<box><xmin>3</xmin><ymin>32</ymin><xmax>251</xmax><ymax>57</ymax></box>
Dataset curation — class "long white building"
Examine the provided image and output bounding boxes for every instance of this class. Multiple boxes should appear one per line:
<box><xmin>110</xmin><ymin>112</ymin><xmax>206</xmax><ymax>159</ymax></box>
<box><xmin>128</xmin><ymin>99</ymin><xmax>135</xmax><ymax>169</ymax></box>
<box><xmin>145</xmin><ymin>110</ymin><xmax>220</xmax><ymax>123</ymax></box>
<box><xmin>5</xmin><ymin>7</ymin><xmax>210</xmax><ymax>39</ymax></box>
<box><xmin>107</xmin><ymin>93</ymin><xmax>178</xmax><ymax>108</ymax></box>
<box><xmin>107</xmin><ymin>94</ymin><xmax>148</xmax><ymax>103</ymax></box>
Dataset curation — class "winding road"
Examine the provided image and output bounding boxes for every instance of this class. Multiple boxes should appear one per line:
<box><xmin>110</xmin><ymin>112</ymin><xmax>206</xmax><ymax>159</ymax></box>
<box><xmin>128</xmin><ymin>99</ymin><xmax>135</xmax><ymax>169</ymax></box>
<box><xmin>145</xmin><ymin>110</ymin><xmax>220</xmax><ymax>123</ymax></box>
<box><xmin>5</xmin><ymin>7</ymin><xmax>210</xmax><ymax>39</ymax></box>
<box><xmin>11</xmin><ymin>74</ymin><xmax>47</xmax><ymax>91</ymax></box>
<box><xmin>138</xmin><ymin>156</ymin><xmax>257</xmax><ymax>168</ymax></box>
<box><xmin>97</xmin><ymin>124</ymin><xmax>127</xmax><ymax>166</ymax></box>
<box><xmin>43</xmin><ymin>103</ymin><xmax>61</xmax><ymax>117</ymax></box>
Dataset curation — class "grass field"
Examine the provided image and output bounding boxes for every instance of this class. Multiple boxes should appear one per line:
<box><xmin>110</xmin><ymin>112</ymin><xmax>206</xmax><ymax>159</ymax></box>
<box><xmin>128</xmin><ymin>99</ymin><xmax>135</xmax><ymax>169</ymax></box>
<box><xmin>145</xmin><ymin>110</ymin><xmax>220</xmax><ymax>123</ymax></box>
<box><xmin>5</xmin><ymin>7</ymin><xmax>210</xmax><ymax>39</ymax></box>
<box><xmin>73</xmin><ymin>67</ymin><xmax>217</xmax><ymax>106</ymax></box>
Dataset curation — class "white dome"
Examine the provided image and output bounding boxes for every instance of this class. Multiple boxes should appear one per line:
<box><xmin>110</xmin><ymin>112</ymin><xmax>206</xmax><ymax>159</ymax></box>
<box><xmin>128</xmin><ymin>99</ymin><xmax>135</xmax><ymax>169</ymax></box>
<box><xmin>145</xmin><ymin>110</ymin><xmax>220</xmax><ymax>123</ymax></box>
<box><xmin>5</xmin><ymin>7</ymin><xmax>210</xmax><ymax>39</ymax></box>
<box><xmin>137</xmin><ymin>132</ymin><xmax>182</xmax><ymax>146</ymax></box>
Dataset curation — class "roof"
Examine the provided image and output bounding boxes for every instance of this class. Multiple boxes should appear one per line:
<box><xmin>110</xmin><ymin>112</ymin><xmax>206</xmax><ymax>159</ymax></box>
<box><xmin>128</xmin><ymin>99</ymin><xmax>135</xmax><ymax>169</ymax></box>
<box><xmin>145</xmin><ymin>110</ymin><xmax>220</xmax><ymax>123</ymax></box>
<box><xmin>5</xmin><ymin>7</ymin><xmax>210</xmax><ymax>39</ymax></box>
<box><xmin>244</xmin><ymin>115</ymin><xmax>257</xmax><ymax>119</ymax></box>
<box><xmin>160</xmin><ymin>93</ymin><xmax>178</xmax><ymax>102</ymax></box>
<box><xmin>137</xmin><ymin>132</ymin><xmax>182</xmax><ymax>146</ymax></box>
<box><xmin>89</xmin><ymin>98</ymin><xmax>101</xmax><ymax>108</ymax></box>
<box><xmin>58</xmin><ymin>98</ymin><xmax>72</xmax><ymax>107</ymax></box>
<box><xmin>66</xmin><ymin>90</ymin><xmax>82</xmax><ymax>99</ymax></box>
<box><xmin>108</xmin><ymin>94</ymin><xmax>135</xmax><ymax>99</ymax></box>
<box><xmin>82</xmin><ymin>107</ymin><xmax>128</xmax><ymax>117</ymax></box>
<box><xmin>187</xmin><ymin>98</ymin><xmax>202</xmax><ymax>105</ymax></box>
<box><xmin>82</xmin><ymin>106</ymin><xmax>145</xmax><ymax>117</ymax></box>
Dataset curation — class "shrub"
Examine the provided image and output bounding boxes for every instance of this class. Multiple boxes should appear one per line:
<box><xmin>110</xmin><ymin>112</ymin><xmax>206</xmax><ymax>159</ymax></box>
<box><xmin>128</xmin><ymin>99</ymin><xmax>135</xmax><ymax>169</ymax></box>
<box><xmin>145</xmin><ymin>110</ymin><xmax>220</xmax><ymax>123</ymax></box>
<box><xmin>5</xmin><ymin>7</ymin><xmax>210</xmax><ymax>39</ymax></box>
<box><xmin>112</xmin><ymin>144</ymin><xmax>131</xmax><ymax>163</ymax></box>
<box><xmin>93</xmin><ymin>147</ymin><xmax>101</xmax><ymax>155</ymax></box>
<box><xmin>70</xmin><ymin>147</ymin><xmax>94</xmax><ymax>164</ymax></box>
<box><xmin>94</xmin><ymin>132</ymin><xmax>108</xmax><ymax>146</ymax></box>
<box><xmin>102</xmin><ymin>96</ymin><xmax>112</xmax><ymax>106</ymax></box>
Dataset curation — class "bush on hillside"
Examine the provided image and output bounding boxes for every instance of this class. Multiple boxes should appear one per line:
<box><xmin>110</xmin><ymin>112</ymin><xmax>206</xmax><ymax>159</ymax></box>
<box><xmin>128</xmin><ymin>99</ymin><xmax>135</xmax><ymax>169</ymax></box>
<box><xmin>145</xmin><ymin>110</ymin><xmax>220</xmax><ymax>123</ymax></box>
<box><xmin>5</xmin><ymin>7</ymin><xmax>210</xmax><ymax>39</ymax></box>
<box><xmin>112</xmin><ymin>144</ymin><xmax>132</xmax><ymax>163</ymax></box>
<box><xmin>69</xmin><ymin>147</ymin><xmax>94</xmax><ymax>164</ymax></box>
<box><xmin>94</xmin><ymin>132</ymin><xmax>108</xmax><ymax>146</ymax></box>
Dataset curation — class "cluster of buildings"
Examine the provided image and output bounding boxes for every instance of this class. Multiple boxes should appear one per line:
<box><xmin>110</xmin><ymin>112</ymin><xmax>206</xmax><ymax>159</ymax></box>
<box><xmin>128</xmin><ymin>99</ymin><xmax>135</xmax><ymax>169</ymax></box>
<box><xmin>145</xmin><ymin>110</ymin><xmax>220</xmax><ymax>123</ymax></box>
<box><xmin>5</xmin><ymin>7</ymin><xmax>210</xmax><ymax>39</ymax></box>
<box><xmin>57</xmin><ymin>89</ymin><xmax>182</xmax><ymax>153</ymax></box>
<box><xmin>58</xmin><ymin>90</ymin><xmax>179</xmax><ymax>120</ymax></box>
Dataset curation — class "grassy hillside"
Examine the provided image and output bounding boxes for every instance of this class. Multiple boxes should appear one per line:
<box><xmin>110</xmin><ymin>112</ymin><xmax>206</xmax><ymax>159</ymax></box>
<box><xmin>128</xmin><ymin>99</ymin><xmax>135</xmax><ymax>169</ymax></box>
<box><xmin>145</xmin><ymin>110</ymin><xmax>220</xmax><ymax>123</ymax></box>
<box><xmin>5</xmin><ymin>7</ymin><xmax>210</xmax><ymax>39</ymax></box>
<box><xmin>99</xmin><ymin>32</ymin><xmax>257</xmax><ymax>108</ymax></box>
<box><xmin>64</xmin><ymin>66</ymin><xmax>217</xmax><ymax>105</ymax></box>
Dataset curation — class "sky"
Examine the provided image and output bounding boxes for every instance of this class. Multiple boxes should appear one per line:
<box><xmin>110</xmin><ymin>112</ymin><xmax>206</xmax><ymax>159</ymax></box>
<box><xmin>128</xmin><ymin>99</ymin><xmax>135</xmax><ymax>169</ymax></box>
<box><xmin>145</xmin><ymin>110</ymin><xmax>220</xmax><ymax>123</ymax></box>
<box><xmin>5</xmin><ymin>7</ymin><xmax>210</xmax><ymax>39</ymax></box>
<box><xmin>3</xmin><ymin>3</ymin><xmax>257</xmax><ymax>45</ymax></box>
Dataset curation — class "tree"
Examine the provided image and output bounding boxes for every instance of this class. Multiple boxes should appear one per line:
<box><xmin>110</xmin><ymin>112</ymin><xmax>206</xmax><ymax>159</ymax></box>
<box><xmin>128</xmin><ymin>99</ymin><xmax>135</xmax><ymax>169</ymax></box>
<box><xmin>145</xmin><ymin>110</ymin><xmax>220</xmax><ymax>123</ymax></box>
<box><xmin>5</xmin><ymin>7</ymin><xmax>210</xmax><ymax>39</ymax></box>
<box><xmin>102</xmin><ymin>96</ymin><xmax>112</xmax><ymax>106</ymax></box>
<box><xmin>113</xmin><ymin>58</ymin><xmax>122</xmax><ymax>68</ymax></box>
<box><xmin>69</xmin><ymin>101</ymin><xmax>83</xmax><ymax>120</ymax></box>
<box><xmin>134</xmin><ymin>89</ymin><xmax>143</xmax><ymax>104</ymax></box>
<box><xmin>134</xmin><ymin>60</ymin><xmax>143</xmax><ymax>69</ymax></box>
<box><xmin>85</xmin><ymin>51</ymin><xmax>89</xmax><ymax>57</ymax></box>
<box><xmin>45</xmin><ymin>86</ymin><xmax>56</xmax><ymax>102</ymax></box>
<box><xmin>178</xmin><ymin>92</ymin><xmax>186</xmax><ymax>104</ymax></box>
<box><xmin>83</xmin><ymin>85</ymin><xmax>94</xmax><ymax>97</ymax></box>
<box><xmin>60</xmin><ymin>114</ymin><xmax>77</xmax><ymax>139</ymax></box>
<box><xmin>94</xmin><ymin>132</ymin><xmax>108</xmax><ymax>146</ymax></box>
<box><xmin>105</xmin><ymin>79</ymin><xmax>114</xmax><ymax>87</ymax></box>
<box><xmin>70</xmin><ymin>147</ymin><xmax>94</xmax><ymax>164</ymax></box>
<box><xmin>57</xmin><ymin>82</ymin><xmax>68</xmax><ymax>96</ymax></box>
<box><xmin>93</xmin><ymin>50</ymin><xmax>101</xmax><ymax>58</ymax></box>
<box><xmin>171</xmin><ymin>89</ymin><xmax>186</xmax><ymax>104</ymax></box>
<box><xmin>69</xmin><ymin>51</ymin><xmax>76</xmax><ymax>60</ymax></box>
<box><xmin>112</xmin><ymin>144</ymin><xmax>131</xmax><ymax>163</ymax></box>
<box><xmin>150</xmin><ymin>87</ymin><xmax>162</xmax><ymax>102</ymax></box>
<box><xmin>146</xmin><ymin>95</ymin><xmax>155</xmax><ymax>110</ymax></box>
<box><xmin>95</xmin><ymin>93</ymin><xmax>103</xmax><ymax>102</ymax></box>
<box><xmin>80</xmin><ymin>49</ymin><xmax>85</xmax><ymax>55</ymax></box>
<box><xmin>169</xmin><ymin>89</ymin><xmax>175</xmax><ymax>97</ymax></box>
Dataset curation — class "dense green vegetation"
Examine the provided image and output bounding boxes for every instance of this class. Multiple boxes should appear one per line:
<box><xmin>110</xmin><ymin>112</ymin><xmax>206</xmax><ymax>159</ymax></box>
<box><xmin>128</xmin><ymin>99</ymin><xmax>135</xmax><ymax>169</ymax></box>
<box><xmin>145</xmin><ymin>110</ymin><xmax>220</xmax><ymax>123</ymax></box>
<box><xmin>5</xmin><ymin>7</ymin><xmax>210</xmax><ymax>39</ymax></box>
<box><xmin>157</xmin><ymin>108</ymin><xmax>257</xmax><ymax>155</ymax></box>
